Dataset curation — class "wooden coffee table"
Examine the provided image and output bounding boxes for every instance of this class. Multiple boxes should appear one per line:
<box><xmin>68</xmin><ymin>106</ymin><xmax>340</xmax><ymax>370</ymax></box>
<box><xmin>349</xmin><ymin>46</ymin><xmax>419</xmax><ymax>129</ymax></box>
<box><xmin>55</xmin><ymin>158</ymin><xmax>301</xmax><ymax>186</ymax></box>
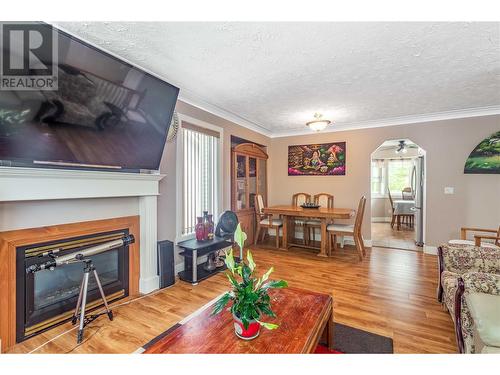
<box><xmin>144</xmin><ymin>287</ymin><xmax>334</xmax><ymax>353</ymax></box>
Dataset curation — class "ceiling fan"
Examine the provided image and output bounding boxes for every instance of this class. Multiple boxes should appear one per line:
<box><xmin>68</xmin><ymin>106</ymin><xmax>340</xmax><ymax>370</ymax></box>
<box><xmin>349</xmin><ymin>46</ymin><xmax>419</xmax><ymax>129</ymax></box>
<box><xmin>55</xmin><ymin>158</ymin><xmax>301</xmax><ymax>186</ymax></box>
<box><xmin>395</xmin><ymin>140</ymin><xmax>408</xmax><ymax>154</ymax></box>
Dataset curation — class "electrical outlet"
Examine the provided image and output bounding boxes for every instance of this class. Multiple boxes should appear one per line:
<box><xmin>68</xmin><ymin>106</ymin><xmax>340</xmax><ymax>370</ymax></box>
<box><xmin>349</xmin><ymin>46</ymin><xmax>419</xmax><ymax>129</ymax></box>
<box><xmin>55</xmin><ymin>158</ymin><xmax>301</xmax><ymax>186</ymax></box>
<box><xmin>444</xmin><ymin>187</ymin><xmax>454</xmax><ymax>195</ymax></box>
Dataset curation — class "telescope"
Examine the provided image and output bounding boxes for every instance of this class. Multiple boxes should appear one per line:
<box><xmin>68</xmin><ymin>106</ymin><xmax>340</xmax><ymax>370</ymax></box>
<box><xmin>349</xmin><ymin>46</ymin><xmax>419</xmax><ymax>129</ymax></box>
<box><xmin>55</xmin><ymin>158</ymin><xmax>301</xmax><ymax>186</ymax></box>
<box><xmin>26</xmin><ymin>234</ymin><xmax>135</xmax><ymax>273</ymax></box>
<box><xmin>25</xmin><ymin>233</ymin><xmax>135</xmax><ymax>344</ymax></box>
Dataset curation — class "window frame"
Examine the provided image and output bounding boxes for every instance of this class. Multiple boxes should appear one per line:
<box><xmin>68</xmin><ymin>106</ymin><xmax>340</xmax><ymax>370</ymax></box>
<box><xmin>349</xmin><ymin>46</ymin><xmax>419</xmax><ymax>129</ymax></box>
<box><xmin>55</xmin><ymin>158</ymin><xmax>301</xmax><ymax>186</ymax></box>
<box><xmin>371</xmin><ymin>158</ymin><xmax>415</xmax><ymax>199</ymax></box>
<box><xmin>175</xmin><ymin>114</ymin><xmax>224</xmax><ymax>243</ymax></box>
<box><xmin>371</xmin><ymin>159</ymin><xmax>386</xmax><ymax>198</ymax></box>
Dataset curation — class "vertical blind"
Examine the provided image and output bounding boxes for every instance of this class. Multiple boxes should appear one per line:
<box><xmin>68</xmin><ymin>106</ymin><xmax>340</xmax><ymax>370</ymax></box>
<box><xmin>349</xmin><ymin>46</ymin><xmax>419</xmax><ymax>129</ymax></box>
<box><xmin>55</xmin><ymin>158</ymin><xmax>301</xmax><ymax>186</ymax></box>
<box><xmin>182</xmin><ymin>123</ymin><xmax>220</xmax><ymax>235</ymax></box>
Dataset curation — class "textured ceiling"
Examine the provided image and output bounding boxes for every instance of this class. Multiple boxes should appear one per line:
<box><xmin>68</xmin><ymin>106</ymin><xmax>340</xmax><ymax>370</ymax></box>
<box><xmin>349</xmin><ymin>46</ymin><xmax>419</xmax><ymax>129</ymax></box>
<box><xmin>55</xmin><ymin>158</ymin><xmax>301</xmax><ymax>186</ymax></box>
<box><xmin>55</xmin><ymin>22</ymin><xmax>500</xmax><ymax>136</ymax></box>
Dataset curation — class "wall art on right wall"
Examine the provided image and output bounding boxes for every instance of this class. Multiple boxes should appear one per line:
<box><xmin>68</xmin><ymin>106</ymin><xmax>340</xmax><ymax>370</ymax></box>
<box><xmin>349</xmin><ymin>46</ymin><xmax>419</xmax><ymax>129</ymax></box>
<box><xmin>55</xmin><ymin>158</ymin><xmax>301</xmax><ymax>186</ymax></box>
<box><xmin>464</xmin><ymin>130</ymin><xmax>500</xmax><ymax>174</ymax></box>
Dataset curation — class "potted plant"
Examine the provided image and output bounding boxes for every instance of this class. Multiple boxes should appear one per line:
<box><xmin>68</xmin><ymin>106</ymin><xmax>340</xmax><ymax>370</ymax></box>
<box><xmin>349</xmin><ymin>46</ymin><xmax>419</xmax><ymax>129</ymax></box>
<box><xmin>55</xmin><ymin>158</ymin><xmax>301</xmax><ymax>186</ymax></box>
<box><xmin>212</xmin><ymin>224</ymin><xmax>288</xmax><ymax>340</ymax></box>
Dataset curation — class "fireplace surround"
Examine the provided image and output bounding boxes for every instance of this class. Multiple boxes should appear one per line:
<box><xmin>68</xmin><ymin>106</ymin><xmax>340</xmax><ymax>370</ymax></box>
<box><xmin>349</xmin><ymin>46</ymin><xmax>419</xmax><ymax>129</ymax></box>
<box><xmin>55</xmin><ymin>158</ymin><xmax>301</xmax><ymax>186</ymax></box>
<box><xmin>0</xmin><ymin>216</ymin><xmax>140</xmax><ymax>351</ymax></box>
<box><xmin>0</xmin><ymin>166</ymin><xmax>164</xmax><ymax>352</ymax></box>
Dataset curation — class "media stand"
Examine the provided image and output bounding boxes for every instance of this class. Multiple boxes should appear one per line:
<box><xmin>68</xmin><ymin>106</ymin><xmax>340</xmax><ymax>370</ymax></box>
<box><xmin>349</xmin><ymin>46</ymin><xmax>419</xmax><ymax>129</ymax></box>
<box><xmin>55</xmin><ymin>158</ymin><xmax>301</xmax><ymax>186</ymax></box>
<box><xmin>177</xmin><ymin>236</ymin><xmax>235</xmax><ymax>285</ymax></box>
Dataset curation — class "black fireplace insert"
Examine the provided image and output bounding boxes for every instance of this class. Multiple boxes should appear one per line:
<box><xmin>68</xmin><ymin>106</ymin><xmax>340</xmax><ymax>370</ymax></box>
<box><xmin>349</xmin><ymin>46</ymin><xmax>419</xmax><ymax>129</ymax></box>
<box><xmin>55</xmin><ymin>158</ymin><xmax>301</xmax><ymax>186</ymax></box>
<box><xmin>16</xmin><ymin>229</ymin><xmax>129</xmax><ymax>342</ymax></box>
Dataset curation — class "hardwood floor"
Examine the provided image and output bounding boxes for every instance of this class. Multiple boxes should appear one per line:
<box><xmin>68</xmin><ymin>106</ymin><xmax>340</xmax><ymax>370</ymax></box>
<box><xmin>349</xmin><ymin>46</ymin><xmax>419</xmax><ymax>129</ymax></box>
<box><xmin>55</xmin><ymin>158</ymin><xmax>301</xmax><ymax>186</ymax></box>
<box><xmin>8</xmin><ymin>244</ymin><xmax>457</xmax><ymax>354</ymax></box>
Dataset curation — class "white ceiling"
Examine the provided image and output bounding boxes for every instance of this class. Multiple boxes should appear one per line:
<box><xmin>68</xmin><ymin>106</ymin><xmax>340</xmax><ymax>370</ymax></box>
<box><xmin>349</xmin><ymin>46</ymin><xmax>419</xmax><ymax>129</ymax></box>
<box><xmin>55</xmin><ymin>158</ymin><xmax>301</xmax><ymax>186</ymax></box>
<box><xmin>55</xmin><ymin>22</ymin><xmax>500</xmax><ymax>137</ymax></box>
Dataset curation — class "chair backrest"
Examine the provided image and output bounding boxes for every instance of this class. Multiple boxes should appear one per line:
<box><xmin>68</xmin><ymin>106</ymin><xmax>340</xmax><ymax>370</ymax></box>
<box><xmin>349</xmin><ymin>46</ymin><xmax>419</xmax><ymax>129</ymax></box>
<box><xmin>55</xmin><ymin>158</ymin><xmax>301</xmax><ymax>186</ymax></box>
<box><xmin>292</xmin><ymin>193</ymin><xmax>311</xmax><ymax>206</ymax></box>
<box><xmin>387</xmin><ymin>187</ymin><xmax>395</xmax><ymax>212</ymax></box>
<box><xmin>254</xmin><ymin>194</ymin><xmax>265</xmax><ymax>217</ymax></box>
<box><xmin>314</xmin><ymin>193</ymin><xmax>334</xmax><ymax>208</ymax></box>
<box><xmin>402</xmin><ymin>187</ymin><xmax>413</xmax><ymax>200</ymax></box>
<box><xmin>354</xmin><ymin>196</ymin><xmax>367</xmax><ymax>234</ymax></box>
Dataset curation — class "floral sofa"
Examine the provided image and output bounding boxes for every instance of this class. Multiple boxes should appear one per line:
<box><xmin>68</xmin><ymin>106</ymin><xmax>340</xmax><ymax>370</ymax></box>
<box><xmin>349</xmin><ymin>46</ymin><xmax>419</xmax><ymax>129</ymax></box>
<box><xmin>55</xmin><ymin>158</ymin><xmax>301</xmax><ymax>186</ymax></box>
<box><xmin>437</xmin><ymin>244</ymin><xmax>500</xmax><ymax>353</ymax></box>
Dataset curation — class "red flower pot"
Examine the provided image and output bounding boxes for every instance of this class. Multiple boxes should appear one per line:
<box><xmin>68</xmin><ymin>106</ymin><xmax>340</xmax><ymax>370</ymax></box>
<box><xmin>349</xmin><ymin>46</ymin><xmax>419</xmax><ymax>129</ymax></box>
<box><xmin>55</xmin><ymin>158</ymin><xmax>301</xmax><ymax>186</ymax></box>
<box><xmin>233</xmin><ymin>314</ymin><xmax>260</xmax><ymax>340</ymax></box>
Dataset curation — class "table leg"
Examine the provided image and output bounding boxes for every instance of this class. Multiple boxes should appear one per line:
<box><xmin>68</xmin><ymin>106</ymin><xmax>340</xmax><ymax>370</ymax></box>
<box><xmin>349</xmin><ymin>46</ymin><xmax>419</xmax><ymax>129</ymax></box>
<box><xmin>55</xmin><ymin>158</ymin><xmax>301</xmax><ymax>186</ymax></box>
<box><xmin>282</xmin><ymin>215</ymin><xmax>289</xmax><ymax>250</ymax></box>
<box><xmin>192</xmin><ymin>249</ymin><xmax>198</xmax><ymax>285</ymax></box>
<box><xmin>318</xmin><ymin>218</ymin><xmax>328</xmax><ymax>257</ymax></box>
<box><xmin>327</xmin><ymin>304</ymin><xmax>334</xmax><ymax>351</ymax></box>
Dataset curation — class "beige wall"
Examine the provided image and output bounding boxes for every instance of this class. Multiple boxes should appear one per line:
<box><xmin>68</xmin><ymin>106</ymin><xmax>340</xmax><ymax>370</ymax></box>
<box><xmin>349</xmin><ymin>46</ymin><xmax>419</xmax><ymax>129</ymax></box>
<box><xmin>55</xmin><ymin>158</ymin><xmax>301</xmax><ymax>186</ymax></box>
<box><xmin>157</xmin><ymin>100</ymin><xmax>271</xmax><ymax>265</ymax></box>
<box><xmin>157</xmin><ymin>104</ymin><xmax>499</xmax><ymax>253</ymax></box>
<box><xmin>268</xmin><ymin>115</ymin><xmax>500</xmax><ymax>247</ymax></box>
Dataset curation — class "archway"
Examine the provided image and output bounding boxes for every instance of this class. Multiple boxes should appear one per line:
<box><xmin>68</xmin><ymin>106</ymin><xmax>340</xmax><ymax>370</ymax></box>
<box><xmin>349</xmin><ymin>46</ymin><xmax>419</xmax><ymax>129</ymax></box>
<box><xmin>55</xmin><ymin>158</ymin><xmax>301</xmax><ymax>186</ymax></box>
<box><xmin>370</xmin><ymin>139</ymin><xmax>426</xmax><ymax>251</ymax></box>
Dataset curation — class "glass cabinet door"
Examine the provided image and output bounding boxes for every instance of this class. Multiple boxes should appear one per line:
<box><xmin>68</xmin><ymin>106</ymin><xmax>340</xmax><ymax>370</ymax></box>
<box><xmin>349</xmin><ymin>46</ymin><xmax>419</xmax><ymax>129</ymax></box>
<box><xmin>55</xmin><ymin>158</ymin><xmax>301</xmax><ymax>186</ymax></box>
<box><xmin>236</xmin><ymin>154</ymin><xmax>247</xmax><ymax>210</ymax></box>
<box><xmin>249</xmin><ymin>157</ymin><xmax>257</xmax><ymax>209</ymax></box>
<box><xmin>257</xmin><ymin>158</ymin><xmax>267</xmax><ymax>204</ymax></box>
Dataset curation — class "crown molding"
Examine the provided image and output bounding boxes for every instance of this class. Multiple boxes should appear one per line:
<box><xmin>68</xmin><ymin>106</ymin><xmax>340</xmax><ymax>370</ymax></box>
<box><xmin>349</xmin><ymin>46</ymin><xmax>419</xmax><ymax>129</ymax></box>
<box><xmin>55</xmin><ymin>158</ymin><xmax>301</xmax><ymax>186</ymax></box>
<box><xmin>269</xmin><ymin>105</ymin><xmax>500</xmax><ymax>138</ymax></box>
<box><xmin>175</xmin><ymin>95</ymin><xmax>500</xmax><ymax>139</ymax></box>
<box><xmin>177</xmin><ymin>90</ymin><xmax>273</xmax><ymax>137</ymax></box>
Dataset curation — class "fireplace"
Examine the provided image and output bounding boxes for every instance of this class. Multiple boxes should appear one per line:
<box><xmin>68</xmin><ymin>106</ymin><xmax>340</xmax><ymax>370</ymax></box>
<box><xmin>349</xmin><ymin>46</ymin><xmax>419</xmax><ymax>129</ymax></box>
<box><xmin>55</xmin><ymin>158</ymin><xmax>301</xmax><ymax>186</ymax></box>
<box><xmin>15</xmin><ymin>230</ymin><xmax>130</xmax><ymax>342</ymax></box>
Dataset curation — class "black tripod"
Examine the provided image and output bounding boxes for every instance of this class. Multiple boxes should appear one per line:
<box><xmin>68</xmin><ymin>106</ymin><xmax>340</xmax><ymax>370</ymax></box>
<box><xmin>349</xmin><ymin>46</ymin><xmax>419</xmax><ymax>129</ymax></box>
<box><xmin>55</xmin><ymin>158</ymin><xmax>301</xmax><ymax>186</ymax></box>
<box><xmin>71</xmin><ymin>258</ymin><xmax>113</xmax><ymax>344</ymax></box>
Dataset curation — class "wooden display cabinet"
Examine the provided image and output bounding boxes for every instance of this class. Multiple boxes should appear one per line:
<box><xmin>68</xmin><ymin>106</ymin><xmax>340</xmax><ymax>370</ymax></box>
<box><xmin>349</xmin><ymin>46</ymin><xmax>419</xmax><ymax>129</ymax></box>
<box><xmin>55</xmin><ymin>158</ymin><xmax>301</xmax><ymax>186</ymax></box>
<box><xmin>231</xmin><ymin>143</ymin><xmax>268</xmax><ymax>245</ymax></box>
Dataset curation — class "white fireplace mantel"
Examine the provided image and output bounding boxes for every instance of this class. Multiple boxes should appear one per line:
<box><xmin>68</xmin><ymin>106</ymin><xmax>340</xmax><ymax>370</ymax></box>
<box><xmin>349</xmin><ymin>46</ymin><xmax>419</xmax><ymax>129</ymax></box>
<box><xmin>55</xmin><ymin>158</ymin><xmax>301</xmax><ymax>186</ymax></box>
<box><xmin>0</xmin><ymin>166</ymin><xmax>164</xmax><ymax>201</ymax></box>
<box><xmin>0</xmin><ymin>166</ymin><xmax>165</xmax><ymax>294</ymax></box>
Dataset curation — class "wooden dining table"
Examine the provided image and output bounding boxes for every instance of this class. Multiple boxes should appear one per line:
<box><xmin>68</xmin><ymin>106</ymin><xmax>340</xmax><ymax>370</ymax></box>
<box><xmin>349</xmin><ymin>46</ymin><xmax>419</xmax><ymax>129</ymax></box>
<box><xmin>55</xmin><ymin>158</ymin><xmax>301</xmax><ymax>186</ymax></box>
<box><xmin>262</xmin><ymin>205</ymin><xmax>356</xmax><ymax>257</ymax></box>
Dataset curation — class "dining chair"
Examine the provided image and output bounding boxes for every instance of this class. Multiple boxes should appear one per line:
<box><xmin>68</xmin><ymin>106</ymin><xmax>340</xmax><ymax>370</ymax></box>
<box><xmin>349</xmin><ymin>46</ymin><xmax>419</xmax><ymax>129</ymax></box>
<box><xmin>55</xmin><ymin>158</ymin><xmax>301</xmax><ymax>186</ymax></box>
<box><xmin>401</xmin><ymin>187</ymin><xmax>413</xmax><ymax>200</ymax></box>
<box><xmin>254</xmin><ymin>194</ymin><xmax>283</xmax><ymax>249</ymax></box>
<box><xmin>306</xmin><ymin>193</ymin><xmax>334</xmax><ymax>245</ymax></box>
<box><xmin>327</xmin><ymin>196</ymin><xmax>367</xmax><ymax>261</ymax></box>
<box><xmin>292</xmin><ymin>193</ymin><xmax>311</xmax><ymax>244</ymax></box>
<box><xmin>387</xmin><ymin>188</ymin><xmax>398</xmax><ymax>229</ymax></box>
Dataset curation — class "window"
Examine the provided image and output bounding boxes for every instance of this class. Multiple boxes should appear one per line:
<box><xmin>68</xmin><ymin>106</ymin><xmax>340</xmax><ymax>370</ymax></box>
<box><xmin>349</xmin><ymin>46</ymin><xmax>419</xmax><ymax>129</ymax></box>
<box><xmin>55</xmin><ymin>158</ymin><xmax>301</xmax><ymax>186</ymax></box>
<box><xmin>371</xmin><ymin>159</ymin><xmax>385</xmax><ymax>196</ymax></box>
<box><xmin>180</xmin><ymin>121</ymin><xmax>221</xmax><ymax>236</ymax></box>
<box><xmin>387</xmin><ymin>159</ymin><xmax>414</xmax><ymax>194</ymax></box>
<box><xmin>371</xmin><ymin>158</ymin><xmax>414</xmax><ymax>197</ymax></box>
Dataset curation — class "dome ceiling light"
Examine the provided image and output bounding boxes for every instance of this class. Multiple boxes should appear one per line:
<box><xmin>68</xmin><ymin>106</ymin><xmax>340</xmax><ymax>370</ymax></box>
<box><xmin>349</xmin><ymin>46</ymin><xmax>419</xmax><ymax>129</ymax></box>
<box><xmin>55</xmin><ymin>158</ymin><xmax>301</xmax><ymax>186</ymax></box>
<box><xmin>306</xmin><ymin>113</ymin><xmax>331</xmax><ymax>132</ymax></box>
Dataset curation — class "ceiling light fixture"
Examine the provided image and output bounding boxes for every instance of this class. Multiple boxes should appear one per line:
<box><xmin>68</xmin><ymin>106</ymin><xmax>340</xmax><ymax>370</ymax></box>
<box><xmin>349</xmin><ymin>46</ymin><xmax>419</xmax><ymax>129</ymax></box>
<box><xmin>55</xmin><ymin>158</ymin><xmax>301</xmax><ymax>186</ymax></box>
<box><xmin>395</xmin><ymin>140</ymin><xmax>408</xmax><ymax>154</ymax></box>
<box><xmin>306</xmin><ymin>113</ymin><xmax>331</xmax><ymax>132</ymax></box>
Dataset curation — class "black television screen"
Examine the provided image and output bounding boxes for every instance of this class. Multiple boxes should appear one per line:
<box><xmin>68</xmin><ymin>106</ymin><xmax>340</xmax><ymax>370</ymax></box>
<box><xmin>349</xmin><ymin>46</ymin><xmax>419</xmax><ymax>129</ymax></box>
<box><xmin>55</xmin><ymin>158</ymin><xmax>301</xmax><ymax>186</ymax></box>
<box><xmin>0</xmin><ymin>22</ymin><xmax>179</xmax><ymax>171</ymax></box>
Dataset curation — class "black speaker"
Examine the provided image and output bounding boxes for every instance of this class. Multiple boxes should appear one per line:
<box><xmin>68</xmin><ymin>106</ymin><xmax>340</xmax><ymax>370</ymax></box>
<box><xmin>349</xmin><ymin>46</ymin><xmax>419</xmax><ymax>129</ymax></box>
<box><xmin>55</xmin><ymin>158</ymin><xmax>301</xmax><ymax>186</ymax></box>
<box><xmin>157</xmin><ymin>240</ymin><xmax>175</xmax><ymax>288</ymax></box>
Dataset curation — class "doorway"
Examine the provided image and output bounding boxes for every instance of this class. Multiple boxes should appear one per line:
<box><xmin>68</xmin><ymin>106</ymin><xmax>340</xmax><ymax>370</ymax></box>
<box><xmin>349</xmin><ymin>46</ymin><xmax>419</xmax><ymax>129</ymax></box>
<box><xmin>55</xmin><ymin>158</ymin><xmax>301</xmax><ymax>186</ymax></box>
<box><xmin>370</xmin><ymin>139</ymin><xmax>426</xmax><ymax>251</ymax></box>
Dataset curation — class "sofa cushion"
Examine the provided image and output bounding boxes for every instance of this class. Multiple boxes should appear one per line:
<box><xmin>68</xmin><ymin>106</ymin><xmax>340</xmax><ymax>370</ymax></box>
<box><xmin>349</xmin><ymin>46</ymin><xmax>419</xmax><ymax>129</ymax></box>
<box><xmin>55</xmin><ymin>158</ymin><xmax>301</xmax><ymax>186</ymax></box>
<box><xmin>441</xmin><ymin>245</ymin><xmax>484</xmax><ymax>274</ymax></box>
<box><xmin>440</xmin><ymin>244</ymin><xmax>500</xmax><ymax>274</ymax></box>
<box><xmin>466</xmin><ymin>293</ymin><xmax>500</xmax><ymax>348</ymax></box>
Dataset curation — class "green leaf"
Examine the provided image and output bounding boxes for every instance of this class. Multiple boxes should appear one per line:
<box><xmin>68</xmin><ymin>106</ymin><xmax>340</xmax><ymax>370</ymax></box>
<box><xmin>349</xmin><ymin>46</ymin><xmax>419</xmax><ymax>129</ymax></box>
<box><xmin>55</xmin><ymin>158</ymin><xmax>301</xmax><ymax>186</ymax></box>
<box><xmin>256</xmin><ymin>320</ymin><xmax>279</xmax><ymax>330</ymax></box>
<box><xmin>247</xmin><ymin>250</ymin><xmax>256</xmax><ymax>272</ymax></box>
<box><xmin>212</xmin><ymin>292</ymin><xmax>231</xmax><ymax>315</ymax></box>
<box><xmin>234</xmin><ymin>223</ymin><xmax>247</xmax><ymax>255</ymax></box>
<box><xmin>261</xmin><ymin>280</ymin><xmax>288</xmax><ymax>291</ymax></box>
<box><xmin>226</xmin><ymin>272</ymin><xmax>239</xmax><ymax>289</ymax></box>
<box><xmin>224</xmin><ymin>248</ymin><xmax>235</xmax><ymax>273</ymax></box>
<box><xmin>257</xmin><ymin>303</ymin><xmax>276</xmax><ymax>318</ymax></box>
<box><xmin>241</xmin><ymin>316</ymin><xmax>249</xmax><ymax>330</ymax></box>
<box><xmin>255</xmin><ymin>267</ymin><xmax>274</xmax><ymax>290</ymax></box>
<box><xmin>242</xmin><ymin>264</ymin><xmax>252</xmax><ymax>283</ymax></box>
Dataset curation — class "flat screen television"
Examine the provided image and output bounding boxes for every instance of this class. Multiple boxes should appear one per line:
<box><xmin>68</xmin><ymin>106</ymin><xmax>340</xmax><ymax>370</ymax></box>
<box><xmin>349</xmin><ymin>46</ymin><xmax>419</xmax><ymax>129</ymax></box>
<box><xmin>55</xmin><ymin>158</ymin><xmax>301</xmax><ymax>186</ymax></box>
<box><xmin>0</xmin><ymin>22</ymin><xmax>179</xmax><ymax>171</ymax></box>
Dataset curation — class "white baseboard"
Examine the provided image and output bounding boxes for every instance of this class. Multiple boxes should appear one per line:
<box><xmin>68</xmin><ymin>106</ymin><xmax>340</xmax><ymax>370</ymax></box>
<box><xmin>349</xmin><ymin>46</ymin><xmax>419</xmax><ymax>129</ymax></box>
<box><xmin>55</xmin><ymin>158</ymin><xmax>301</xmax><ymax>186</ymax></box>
<box><xmin>424</xmin><ymin>245</ymin><xmax>438</xmax><ymax>255</ymax></box>
<box><xmin>139</xmin><ymin>275</ymin><xmax>160</xmax><ymax>294</ymax></box>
